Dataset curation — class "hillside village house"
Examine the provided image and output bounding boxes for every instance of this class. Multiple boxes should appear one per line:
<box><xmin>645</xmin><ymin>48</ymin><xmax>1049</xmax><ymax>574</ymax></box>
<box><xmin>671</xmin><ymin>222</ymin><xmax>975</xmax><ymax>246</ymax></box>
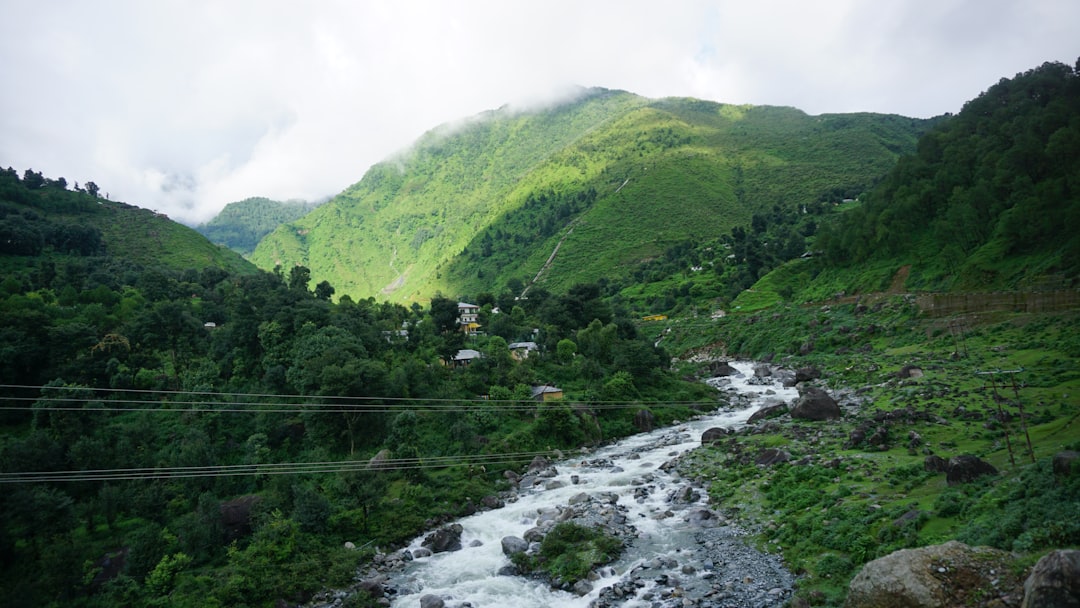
<box><xmin>457</xmin><ymin>302</ymin><xmax>481</xmax><ymax>336</ymax></box>
<box><xmin>531</xmin><ymin>385</ymin><xmax>564</xmax><ymax>401</ymax></box>
<box><xmin>507</xmin><ymin>341</ymin><xmax>538</xmax><ymax>360</ymax></box>
<box><xmin>448</xmin><ymin>348</ymin><xmax>482</xmax><ymax>368</ymax></box>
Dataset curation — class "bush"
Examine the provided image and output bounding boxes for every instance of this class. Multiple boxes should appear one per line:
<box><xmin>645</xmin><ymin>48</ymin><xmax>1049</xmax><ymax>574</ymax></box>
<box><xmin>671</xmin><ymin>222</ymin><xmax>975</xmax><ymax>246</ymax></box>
<box><xmin>534</xmin><ymin>523</ymin><xmax>623</xmax><ymax>584</ymax></box>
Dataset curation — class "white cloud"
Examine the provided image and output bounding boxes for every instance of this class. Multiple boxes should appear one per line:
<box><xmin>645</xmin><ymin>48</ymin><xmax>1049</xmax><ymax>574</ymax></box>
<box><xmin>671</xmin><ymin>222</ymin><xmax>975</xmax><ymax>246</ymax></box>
<box><xmin>1</xmin><ymin>0</ymin><xmax>1077</xmax><ymax>224</ymax></box>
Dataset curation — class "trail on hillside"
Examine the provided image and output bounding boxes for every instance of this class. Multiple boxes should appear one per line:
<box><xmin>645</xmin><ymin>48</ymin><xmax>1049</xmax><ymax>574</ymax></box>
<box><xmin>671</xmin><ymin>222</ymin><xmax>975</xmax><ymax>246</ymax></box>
<box><xmin>520</xmin><ymin>216</ymin><xmax>582</xmax><ymax>299</ymax></box>
<box><xmin>381</xmin><ymin>247</ymin><xmax>406</xmax><ymax>294</ymax></box>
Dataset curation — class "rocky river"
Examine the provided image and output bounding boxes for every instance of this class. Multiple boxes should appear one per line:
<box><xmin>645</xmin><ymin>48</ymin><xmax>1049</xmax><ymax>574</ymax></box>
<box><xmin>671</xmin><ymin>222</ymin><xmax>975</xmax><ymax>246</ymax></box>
<box><xmin>311</xmin><ymin>361</ymin><xmax>800</xmax><ymax>608</ymax></box>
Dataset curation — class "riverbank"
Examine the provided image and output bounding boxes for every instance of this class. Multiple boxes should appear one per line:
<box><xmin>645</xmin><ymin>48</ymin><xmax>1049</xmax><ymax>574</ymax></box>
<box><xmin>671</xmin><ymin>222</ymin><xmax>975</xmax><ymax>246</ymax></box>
<box><xmin>306</xmin><ymin>362</ymin><xmax>801</xmax><ymax>608</ymax></box>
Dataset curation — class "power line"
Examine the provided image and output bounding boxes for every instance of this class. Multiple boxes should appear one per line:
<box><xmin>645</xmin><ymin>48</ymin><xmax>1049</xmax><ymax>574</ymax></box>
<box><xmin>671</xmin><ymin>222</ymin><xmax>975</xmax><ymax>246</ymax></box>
<box><xmin>0</xmin><ymin>391</ymin><xmax>720</xmax><ymax>416</ymax></box>
<box><xmin>0</xmin><ymin>450</ymin><xmax>556</xmax><ymax>484</ymax></box>
<box><xmin>0</xmin><ymin>384</ymin><xmax>721</xmax><ymax>408</ymax></box>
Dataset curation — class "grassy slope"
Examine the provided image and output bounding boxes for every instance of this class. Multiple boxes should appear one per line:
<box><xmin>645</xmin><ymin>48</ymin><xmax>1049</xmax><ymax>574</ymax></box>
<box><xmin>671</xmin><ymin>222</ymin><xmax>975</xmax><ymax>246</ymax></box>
<box><xmin>93</xmin><ymin>202</ymin><xmax>256</xmax><ymax>274</ymax></box>
<box><xmin>1</xmin><ymin>191</ymin><xmax>256</xmax><ymax>275</ymax></box>
<box><xmin>252</xmin><ymin>88</ymin><xmax>649</xmax><ymax>301</ymax></box>
<box><xmin>252</xmin><ymin>93</ymin><xmax>928</xmax><ymax>303</ymax></box>
<box><xmin>663</xmin><ymin>292</ymin><xmax>1080</xmax><ymax>605</ymax></box>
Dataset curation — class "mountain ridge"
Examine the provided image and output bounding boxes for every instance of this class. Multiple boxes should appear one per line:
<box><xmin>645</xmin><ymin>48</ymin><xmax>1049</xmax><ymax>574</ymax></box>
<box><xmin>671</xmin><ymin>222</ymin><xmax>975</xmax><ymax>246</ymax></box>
<box><xmin>251</xmin><ymin>89</ymin><xmax>932</xmax><ymax>302</ymax></box>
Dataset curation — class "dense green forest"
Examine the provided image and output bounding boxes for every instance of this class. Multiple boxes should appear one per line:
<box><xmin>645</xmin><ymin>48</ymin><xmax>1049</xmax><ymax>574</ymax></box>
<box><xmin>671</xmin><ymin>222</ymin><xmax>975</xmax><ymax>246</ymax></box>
<box><xmin>817</xmin><ymin>60</ymin><xmax>1080</xmax><ymax>291</ymax></box>
<box><xmin>195</xmin><ymin>197</ymin><xmax>322</xmax><ymax>256</ymax></box>
<box><xmin>251</xmin><ymin>89</ymin><xmax>931</xmax><ymax>303</ymax></box>
<box><xmin>0</xmin><ymin>168</ymin><xmax>713</xmax><ymax>607</ymax></box>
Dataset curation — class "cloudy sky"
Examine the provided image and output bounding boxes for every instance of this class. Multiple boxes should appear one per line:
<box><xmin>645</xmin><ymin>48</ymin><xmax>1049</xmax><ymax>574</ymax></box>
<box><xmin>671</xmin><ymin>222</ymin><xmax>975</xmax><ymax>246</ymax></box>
<box><xmin>1</xmin><ymin>0</ymin><xmax>1077</xmax><ymax>224</ymax></box>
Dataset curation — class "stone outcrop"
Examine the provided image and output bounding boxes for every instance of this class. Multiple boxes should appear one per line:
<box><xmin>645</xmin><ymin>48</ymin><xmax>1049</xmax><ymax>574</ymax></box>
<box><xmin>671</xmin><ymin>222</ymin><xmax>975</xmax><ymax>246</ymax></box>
<box><xmin>368</xmin><ymin>448</ymin><xmax>393</xmax><ymax>470</ymax></box>
<box><xmin>1022</xmin><ymin>549</ymin><xmax>1080</xmax><ymax>608</ymax></box>
<box><xmin>1052</xmin><ymin>450</ymin><xmax>1080</xmax><ymax>477</ymax></box>
<box><xmin>754</xmin><ymin>448</ymin><xmax>790</xmax><ymax>466</ymax></box>
<box><xmin>633</xmin><ymin>408</ymin><xmax>656</xmax><ymax>432</ymax></box>
<box><xmin>790</xmin><ymin>386</ymin><xmax>841</xmax><ymax>421</ymax></box>
<box><xmin>945</xmin><ymin>455</ymin><xmax>998</xmax><ymax>486</ymax></box>
<box><xmin>845</xmin><ymin>541</ymin><xmax>1021</xmax><ymax>608</ymax></box>
<box><xmin>923</xmin><ymin>455</ymin><xmax>949</xmax><ymax>473</ymax></box>
<box><xmin>421</xmin><ymin>523</ymin><xmax>463</xmax><ymax>553</ymax></box>
<box><xmin>220</xmin><ymin>494</ymin><xmax>262</xmax><ymax>541</ymax></box>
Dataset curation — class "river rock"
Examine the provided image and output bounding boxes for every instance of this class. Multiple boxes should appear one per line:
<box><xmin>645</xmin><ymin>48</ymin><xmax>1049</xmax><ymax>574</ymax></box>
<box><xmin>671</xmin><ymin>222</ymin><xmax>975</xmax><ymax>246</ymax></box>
<box><xmin>356</xmin><ymin>578</ymin><xmax>384</xmax><ymax>598</ymax></box>
<box><xmin>419</xmin><ymin>594</ymin><xmax>445</xmax><ymax>608</ymax></box>
<box><xmin>528</xmin><ymin>455</ymin><xmax>551</xmax><ymax>472</ymax></box>
<box><xmin>791</xmin><ymin>386</ymin><xmax>841</xmax><ymax>420</ymax></box>
<box><xmin>795</xmin><ymin>366</ymin><xmax>822</xmax><ymax>384</ymax></box>
<box><xmin>685</xmin><ymin>508</ymin><xmax>721</xmax><ymax>528</ymax></box>
<box><xmin>410</xmin><ymin>547</ymin><xmax>432</xmax><ymax>558</ymax></box>
<box><xmin>747</xmin><ymin>403</ymin><xmax>788</xmax><ymax>424</ymax></box>
<box><xmin>634</xmin><ymin>409</ymin><xmax>656</xmax><ymax>432</ymax></box>
<box><xmin>1022</xmin><ymin>549</ymin><xmax>1080</xmax><ymax>607</ymax></box>
<box><xmin>501</xmin><ymin>535</ymin><xmax>528</xmax><ymax>556</ymax></box>
<box><xmin>421</xmin><ymin>524</ymin><xmax>463</xmax><ymax>553</ymax></box>
<box><xmin>708</xmin><ymin>361</ymin><xmax>739</xmax><ymax>377</ymax></box>
<box><xmin>701</xmin><ymin>427</ymin><xmax>731</xmax><ymax>443</ymax></box>
<box><xmin>946</xmin><ymin>455</ymin><xmax>998</xmax><ymax>486</ymax></box>
<box><xmin>573</xmin><ymin>580</ymin><xmax>594</xmax><ymax>596</ymax></box>
<box><xmin>844</xmin><ymin>540</ymin><xmax>1019</xmax><ymax>608</ymax></box>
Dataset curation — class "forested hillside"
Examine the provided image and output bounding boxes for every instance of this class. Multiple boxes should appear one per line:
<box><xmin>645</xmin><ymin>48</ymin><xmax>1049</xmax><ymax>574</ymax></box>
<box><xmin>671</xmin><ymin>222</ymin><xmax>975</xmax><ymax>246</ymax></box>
<box><xmin>196</xmin><ymin>197</ymin><xmax>321</xmax><ymax>256</ymax></box>
<box><xmin>816</xmin><ymin>59</ymin><xmax>1080</xmax><ymax>292</ymax></box>
<box><xmin>251</xmin><ymin>89</ymin><xmax>931</xmax><ymax>303</ymax></box>
<box><xmin>0</xmin><ymin>168</ymin><xmax>255</xmax><ymax>276</ymax></box>
<box><xmin>0</xmin><ymin>170</ymin><xmax>709</xmax><ymax>606</ymax></box>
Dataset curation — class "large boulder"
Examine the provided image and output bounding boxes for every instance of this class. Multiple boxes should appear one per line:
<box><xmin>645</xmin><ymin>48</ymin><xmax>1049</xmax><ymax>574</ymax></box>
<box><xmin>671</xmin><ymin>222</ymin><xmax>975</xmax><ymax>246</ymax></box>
<box><xmin>747</xmin><ymin>403</ymin><xmax>788</xmax><ymax>424</ymax></box>
<box><xmin>1052</xmin><ymin>450</ymin><xmax>1080</xmax><ymax>477</ymax></box>
<box><xmin>924</xmin><ymin>455</ymin><xmax>949</xmax><ymax>473</ymax></box>
<box><xmin>701</xmin><ymin>427</ymin><xmax>731</xmax><ymax>444</ymax></box>
<box><xmin>368</xmin><ymin>448</ymin><xmax>393</xmax><ymax>470</ymax></box>
<box><xmin>1022</xmin><ymin>549</ymin><xmax>1080</xmax><ymax>608</ymax></box>
<box><xmin>790</xmin><ymin>387</ymin><xmax>841</xmax><ymax>421</ymax></box>
<box><xmin>220</xmin><ymin>494</ymin><xmax>262</xmax><ymax>541</ymax></box>
<box><xmin>794</xmin><ymin>366</ymin><xmax>822</xmax><ymax>384</ymax></box>
<box><xmin>419</xmin><ymin>594</ymin><xmax>445</xmax><ymax>608</ymax></box>
<box><xmin>421</xmin><ymin>524</ymin><xmax>464</xmax><ymax>553</ymax></box>
<box><xmin>845</xmin><ymin>541</ymin><xmax>1021</xmax><ymax>608</ymax></box>
<box><xmin>708</xmin><ymin>361</ymin><xmax>739</xmax><ymax>377</ymax></box>
<box><xmin>527</xmin><ymin>455</ymin><xmax>551</xmax><ymax>473</ymax></box>
<box><xmin>946</xmin><ymin>455</ymin><xmax>998</xmax><ymax>486</ymax></box>
<box><xmin>633</xmin><ymin>409</ymin><xmax>656</xmax><ymax>432</ymax></box>
<box><xmin>754</xmin><ymin>448</ymin><xmax>790</xmax><ymax>466</ymax></box>
<box><xmin>501</xmin><ymin>536</ymin><xmax>528</xmax><ymax>556</ymax></box>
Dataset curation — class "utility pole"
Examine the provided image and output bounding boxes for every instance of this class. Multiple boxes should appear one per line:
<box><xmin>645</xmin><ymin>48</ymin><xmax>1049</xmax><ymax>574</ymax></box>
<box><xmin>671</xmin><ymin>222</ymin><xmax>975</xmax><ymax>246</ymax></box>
<box><xmin>975</xmin><ymin>368</ymin><xmax>1033</xmax><ymax>465</ymax></box>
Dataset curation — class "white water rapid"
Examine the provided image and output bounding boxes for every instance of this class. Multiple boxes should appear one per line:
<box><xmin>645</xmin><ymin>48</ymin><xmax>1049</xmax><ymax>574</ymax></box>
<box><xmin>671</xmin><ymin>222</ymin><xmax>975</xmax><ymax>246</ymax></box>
<box><xmin>386</xmin><ymin>361</ymin><xmax>798</xmax><ymax>608</ymax></box>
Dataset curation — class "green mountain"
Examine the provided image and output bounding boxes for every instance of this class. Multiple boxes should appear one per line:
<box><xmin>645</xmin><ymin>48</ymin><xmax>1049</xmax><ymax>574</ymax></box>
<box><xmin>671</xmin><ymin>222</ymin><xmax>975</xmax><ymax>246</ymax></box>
<box><xmin>808</xmin><ymin>59</ymin><xmax>1080</xmax><ymax>296</ymax></box>
<box><xmin>195</xmin><ymin>196</ymin><xmax>321</xmax><ymax>256</ymax></box>
<box><xmin>0</xmin><ymin>167</ymin><xmax>256</xmax><ymax>276</ymax></box>
<box><xmin>251</xmin><ymin>88</ymin><xmax>932</xmax><ymax>302</ymax></box>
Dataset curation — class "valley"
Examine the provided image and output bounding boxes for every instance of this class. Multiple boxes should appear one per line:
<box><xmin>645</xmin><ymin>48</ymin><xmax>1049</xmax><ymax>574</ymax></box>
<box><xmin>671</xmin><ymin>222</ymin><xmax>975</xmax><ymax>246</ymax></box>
<box><xmin>1</xmin><ymin>59</ymin><xmax>1078</xmax><ymax>608</ymax></box>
